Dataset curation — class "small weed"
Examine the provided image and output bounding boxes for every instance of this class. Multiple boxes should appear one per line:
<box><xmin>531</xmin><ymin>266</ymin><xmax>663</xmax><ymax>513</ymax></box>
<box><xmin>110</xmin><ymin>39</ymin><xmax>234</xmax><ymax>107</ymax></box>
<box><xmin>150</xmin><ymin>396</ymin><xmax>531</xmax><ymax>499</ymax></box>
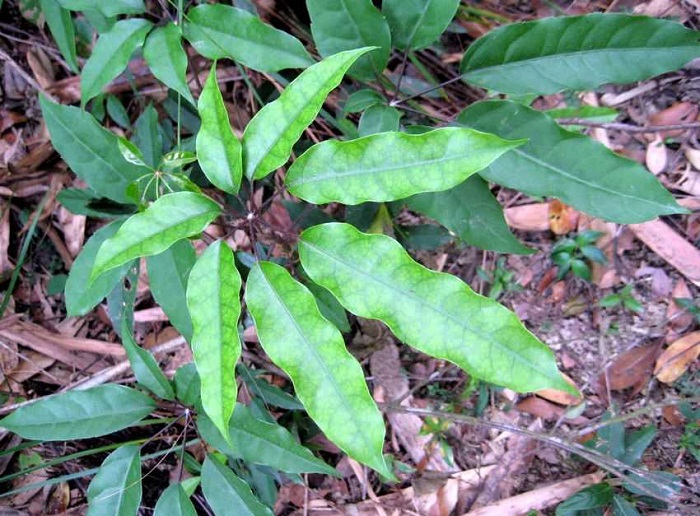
<box><xmin>599</xmin><ymin>284</ymin><xmax>643</xmax><ymax>314</ymax></box>
<box><xmin>477</xmin><ymin>257</ymin><xmax>523</xmax><ymax>299</ymax></box>
<box><xmin>551</xmin><ymin>230</ymin><xmax>607</xmax><ymax>281</ymax></box>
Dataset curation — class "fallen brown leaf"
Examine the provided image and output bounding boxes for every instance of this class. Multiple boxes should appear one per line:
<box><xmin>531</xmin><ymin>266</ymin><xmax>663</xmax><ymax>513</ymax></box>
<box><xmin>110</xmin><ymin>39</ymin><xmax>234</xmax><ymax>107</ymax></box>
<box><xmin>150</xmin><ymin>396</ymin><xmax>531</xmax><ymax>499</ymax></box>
<box><xmin>649</xmin><ymin>101</ymin><xmax>698</xmax><ymax>138</ymax></box>
<box><xmin>548</xmin><ymin>199</ymin><xmax>578</xmax><ymax>235</ymax></box>
<box><xmin>667</xmin><ymin>279</ymin><xmax>695</xmax><ymax>340</ymax></box>
<box><xmin>654</xmin><ymin>331</ymin><xmax>700</xmax><ymax>384</ymax></box>
<box><xmin>537</xmin><ymin>374</ymin><xmax>582</xmax><ymax>406</ymax></box>
<box><xmin>516</xmin><ymin>397</ymin><xmax>563</xmax><ymax>421</ymax></box>
<box><xmin>504</xmin><ymin>203</ymin><xmax>549</xmax><ymax>231</ymax></box>
<box><xmin>596</xmin><ymin>342</ymin><xmax>663</xmax><ymax>394</ymax></box>
<box><xmin>646</xmin><ymin>135</ymin><xmax>667</xmax><ymax>175</ymax></box>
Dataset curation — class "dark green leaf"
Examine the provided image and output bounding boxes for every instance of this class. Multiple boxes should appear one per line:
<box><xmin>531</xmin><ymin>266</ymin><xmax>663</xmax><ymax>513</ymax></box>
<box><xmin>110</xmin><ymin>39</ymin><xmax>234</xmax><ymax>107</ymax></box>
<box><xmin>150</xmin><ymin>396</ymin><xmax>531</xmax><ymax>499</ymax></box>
<box><xmin>154</xmin><ymin>484</ymin><xmax>197</xmax><ymax>516</ymax></box>
<box><xmin>106</xmin><ymin>95</ymin><xmax>131</xmax><ymax>129</ymax></box>
<box><xmin>396</xmin><ymin>224</ymin><xmax>452</xmax><ymax>251</ymax></box>
<box><xmin>201</xmin><ymin>455</ymin><xmax>274</xmax><ymax>516</ymax></box>
<box><xmin>406</xmin><ymin>175</ymin><xmax>532</xmax><ymax>254</ymax></box>
<box><xmin>344</xmin><ymin>89</ymin><xmax>385</xmax><ymax>113</ymax></box>
<box><xmin>106</xmin><ymin>259</ymin><xmax>138</xmax><ymax>338</ymax></box>
<box><xmin>144</xmin><ymin>23</ymin><xmax>194</xmax><ymax>105</ymax></box>
<box><xmin>183</xmin><ymin>4</ymin><xmax>312</xmax><ymax>72</ymax></box>
<box><xmin>174</xmin><ymin>363</ymin><xmax>200</xmax><ymax>407</ymax></box>
<box><xmin>556</xmin><ymin>483</ymin><xmax>613</xmax><ymax>514</ymax></box>
<box><xmin>0</xmin><ymin>385</ymin><xmax>155</xmax><ymax>440</ymax></box>
<box><xmin>87</xmin><ymin>444</ymin><xmax>142</xmax><ymax>516</ymax></box>
<box><xmin>300</xmin><ymin>272</ymin><xmax>351</xmax><ymax>333</ymax></box>
<box><xmin>237</xmin><ymin>365</ymin><xmax>304</xmax><ymax>410</ymax></box>
<box><xmin>458</xmin><ymin>100</ymin><xmax>685</xmax><ymax>223</ymax></box>
<box><xmin>121</xmin><ymin>320</ymin><xmax>175</xmax><ymax>400</ymax></box>
<box><xmin>58</xmin><ymin>0</ymin><xmax>144</xmax><ymax>16</ymax></box>
<box><xmin>621</xmin><ymin>426</ymin><xmax>657</xmax><ymax>465</ymax></box>
<box><xmin>39</xmin><ymin>0</ymin><xmax>79</xmax><ymax>72</ymax></box>
<box><xmin>358</xmin><ymin>105</ymin><xmax>402</xmax><ymax>136</ymax></box>
<box><xmin>133</xmin><ymin>104</ymin><xmax>162</xmax><ymax>168</ymax></box>
<box><xmin>57</xmin><ymin>189</ymin><xmax>135</xmax><ymax>218</ymax></box>
<box><xmin>461</xmin><ymin>14</ymin><xmax>700</xmax><ymax>95</ymax></box>
<box><xmin>307</xmin><ymin>0</ymin><xmax>390</xmax><ymax>80</ymax></box>
<box><xmin>383</xmin><ymin>0</ymin><xmax>460</xmax><ymax>50</ymax></box>
<box><xmin>612</xmin><ymin>495</ymin><xmax>641</xmax><ymax>516</ymax></box>
<box><xmin>623</xmin><ymin>470</ymin><xmax>681</xmax><ymax>501</ymax></box>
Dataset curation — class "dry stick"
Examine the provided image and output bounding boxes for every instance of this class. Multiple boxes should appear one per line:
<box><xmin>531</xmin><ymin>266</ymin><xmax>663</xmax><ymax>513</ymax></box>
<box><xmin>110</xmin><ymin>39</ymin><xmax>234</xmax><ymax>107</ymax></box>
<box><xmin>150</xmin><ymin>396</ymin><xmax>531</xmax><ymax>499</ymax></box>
<box><xmin>557</xmin><ymin>118</ymin><xmax>700</xmax><ymax>133</ymax></box>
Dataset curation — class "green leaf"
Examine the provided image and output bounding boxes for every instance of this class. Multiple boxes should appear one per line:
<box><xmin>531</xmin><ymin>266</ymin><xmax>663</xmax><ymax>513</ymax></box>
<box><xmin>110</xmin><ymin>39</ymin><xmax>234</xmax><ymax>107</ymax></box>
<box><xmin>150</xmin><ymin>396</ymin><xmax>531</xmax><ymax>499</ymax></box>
<box><xmin>186</xmin><ymin>241</ymin><xmax>242</xmax><ymax>442</ymax></box>
<box><xmin>383</xmin><ymin>0</ymin><xmax>460</xmax><ymax>50</ymax></box>
<box><xmin>118</xmin><ymin>137</ymin><xmax>147</xmax><ymax>167</ymax></box>
<box><xmin>299</xmin><ymin>223</ymin><xmax>575</xmax><ymax>394</ymax></box>
<box><xmin>121</xmin><ymin>321</ymin><xmax>175</xmax><ymax>400</ymax></box>
<box><xmin>244</xmin><ymin>261</ymin><xmax>390</xmax><ymax>475</ymax></box>
<box><xmin>238</xmin><ymin>365</ymin><xmax>304</xmax><ymax>410</ymax></box>
<box><xmin>154</xmin><ymin>484</ymin><xmax>197</xmax><ymax>516</ymax></box>
<box><xmin>623</xmin><ymin>470</ymin><xmax>680</xmax><ymax>501</ymax></box>
<box><xmin>286</xmin><ymin>127</ymin><xmax>523</xmax><ymax>205</ymax></box>
<box><xmin>358</xmin><ymin>105</ymin><xmax>402</xmax><ymax>136</ymax></box>
<box><xmin>107</xmin><ymin>259</ymin><xmax>139</xmax><ymax>338</ymax></box>
<box><xmin>461</xmin><ymin>13</ymin><xmax>700</xmax><ymax>95</ymax></box>
<box><xmin>106</xmin><ymin>95</ymin><xmax>131</xmax><ymax>129</ymax></box>
<box><xmin>174</xmin><ymin>363</ymin><xmax>200</xmax><ymax>407</ymax></box>
<box><xmin>556</xmin><ymin>483</ymin><xmax>613</xmax><ymax>514</ymax></box>
<box><xmin>65</xmin><ymin>220</ymin><xmax>133</xmax><ymax>316</ymax></box>
<box><xmin>458</xmin><ymin>100</ymin><xmax>685</xmax><ymax>223</ymax></box>
<box><xmin>57</xmin><ymin>189</ymin><xmax>135</xmax><ymax>218</ymax></box>
<box><xmin>147</xmin><ymin>240</ymin><xmax>196</xmax><ymax>342</ymax></box>
<box><xmin>183</xmin><ymin>4</ymin><xmax>313</xmax><ymax>72</ymax></box>
<box><xmin>0</xmin><ymin>385</ymin><xmax>155</xmax><ymax>440</ymax></box>
<box><xmin>299</xmin><ymin>272</ymin><xmax>351</xmax><ymax>333</ymax></box>
<box><xmin>133</xmin><ymin>104</ymin><xmax>163</xmax><ymax>168</ymax></box>
<box><xmin>144</xmin><ymin>23</ymin><xmax>195</xmax><ymax>105</ymax></box>
<box><xmin>242</xmin><ymin>47</ymin><xmax>372</xmax><ymax>180</ymax></box>
<box><xmin>344</xmin><ymin>89</ymin><xmax>385</xmax><ymax>113</ymax></box>
<box><xmin>307</xmin><ymin>0</ymin><xmax>390</xmax><ymax>81</ymax></box>
<box><xmin>39</xmin><ymin>0</ymin><xmax>79</xmax><ymax>72</ymax></box>
<box><xmin>58</xmin><ymin>0</ymin><xmax>144</xmax><ymax>16</ymax></box>
<box><xmin>396</xmin><ymin>224</ymin><xmax>452</xmax><ymax>250</ymax></box>
<box><xmin>40</xmin><ymin>97</ymin><xmax>149</xmax><ymax>204</ymax></box>
<box><xmin>91</xmin><ymin>192</ymin><xmax>221</xmax><ymax>278</ymax></box>
<box><xmin>201</xmin><ymin>455</ymin><xmax>273</xmax><ymax>516</ymax></box>
<box><xmin>196</xmin><ymin>64</ymin><xmax>242</xmax><ymax>193</ymax></box>
<box><xmin>87</xmin><ymin>444</ymin><xmax>142</xmax><ymax>516</ymax></box>
<box><xmin>81</xmin><ymin>18</ymin><xmax>152</xmax><ymax>105</ymax></box>
<box><xmin>621</xmin><ymin>426</ymin><xmax>656</xmax><ymax>465</ymax></box>
<box><xmin>612</xmin><ymin>495</ymin><xmax>641</xmax><ymax>516</ymax></box>
<box><xmin>406</xmin><ymin>175</ymin><xmax>531</xmax><ymax>254</ymax></box>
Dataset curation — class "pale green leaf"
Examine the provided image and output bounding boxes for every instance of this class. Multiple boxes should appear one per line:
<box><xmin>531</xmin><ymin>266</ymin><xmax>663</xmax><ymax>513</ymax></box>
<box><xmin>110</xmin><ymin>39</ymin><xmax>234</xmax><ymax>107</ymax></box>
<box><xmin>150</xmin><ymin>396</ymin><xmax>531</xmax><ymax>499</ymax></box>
<box><xmin>186</xmin><ymin>241</ymin><xmax>242</xmax><ymax>441</ymax></box>
<box><xmin>92</xmin><ymin>192</ymin><xmax>221</xmax><ymax>278</ymax></box>
<box><xmin>307</xmin><ymin>0</ymin><xmax>390</xmax><ymax>81</ymax></box>
<box><xmin>458</xmin><ymin>100</ymin><xmax>685</xmax><ymax>223</ymax></box>
<box><xmin>0</xmin><ymin>385</ymin><xmax>155</xmax><ymax>440</ymax></box>
<box><xmin>299</xmin><ymin>223</ymin><xmax>575</xmax><ymax>394</ymax></box>
<box><xmin>201</xmin><ymin>456</ymin><xmax>273</xmax><ymax>516</ymax></box>
<box><xmin>65</xmin><ymin>220</ymin><xmax>134</xmax><ymax>316</ymax></box>
<box><xmin>39</xmin><ymin>0</ymin><xmax>79</xmax><ymax>72</ymax></box>
<box><xmin>81</xmin><ymin>18</ymin><xmax>152</xmax><ymax>105</ymax></box>
<box><xmin>154</xmin><ymin>484</ymin><xmax>197</xmax><ymax>516</ymax></box>
<box><xmin>122</xmin><ymin>320</ymin><xmax>175</xmax><ymax>400</ymax></box>
<box><xmin>183</xmin><ymin>4</ymin><xmax>313</xmax><ymax>72</ymax></box>
<box><xmin>285</xmin><ymin>127</ymin><xmax>523</xmax><ymax>205</ymax></box>
<box><xmin>358</xmin><ymin>104</ymin><xmax>402</xmax><ymax>136</ymax></box>
<box><xmin>383</xmin><ymin>0</ymin><xmax>460</xmax><ymax>50</ymax></box>
<box><xmin>245</xmin><ymin>261</ymin><xmax>390</xmax><ymax>475</ymax></box>
<box><xmin>87</xmin><ymin>444</ymin><xmax>142</xmax><ymax>516</ymax></box>
<box><xmin>144</xmin><ymin>23</ymin><xmax>195</xmax><ymax>105</ymax></box>
<box><xmin>58</xmin><ymin>0</ymin><xmax>144</xmax><ymax>16</ymax></box>
<box><xmin>147</xmin><ymin>240</ymin><xmax>196</xmax><ymax>341</ymax></box>
<box><xmin>461</xmin><ymin>13</ymin><xmax>700</xmax><ymax>95</ymax></box>
<box><xmin>197</xmin><ymin>65</ymin><xmax>242</xmax><ymax>193</ymax></box>
<box><xmin>406</xmin><ymin>175</ymin><xmax>532</xmax><ymax>254</ymax></box>
<box><xmin>243</xmin><ymin>48</ymin><xmax>372</xmax><ymax>180</ymax></box>
<box><xmin>40</xmin><ymin>96</ymin><xmax>149</xmax><ymax>204</ymax></box>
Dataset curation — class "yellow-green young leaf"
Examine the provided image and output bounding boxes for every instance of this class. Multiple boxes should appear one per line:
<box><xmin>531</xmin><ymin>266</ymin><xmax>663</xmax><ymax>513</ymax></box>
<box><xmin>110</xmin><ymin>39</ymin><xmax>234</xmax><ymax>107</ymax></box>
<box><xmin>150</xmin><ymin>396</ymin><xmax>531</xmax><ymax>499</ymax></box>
<box><xmin>299</xmin><ymin>223</ymin><xmax>575</xmax><ymax>394</ymax></box>
<box><xmin>244</xmin><ymin>261</ymin><xmax>390</xmax><ymax>476</ymax></box>
<box><xmin>201</xmin><ymin>455</ymin><xmax>274</xmax><ymax>516</ymax></box>
<box><xmin>40</xmin><ymin>96</ymin><xmax>149</xmax><ymax>204</ymax></box>
<box><xmin>196</xmin><ymin>65</ymin><xmax>242</xmax><ymax>193</ymax></box>
<box><xmin>39</xmin><ymin>0</ymin><xmax>79</xmax><ymax>72</ymax></box>
<box><xmin>122</xmin><ymin>320</ymin><xmax>175</xmax><ymax>400</ymax></box>
<box><xmin>186</xmin><ymin>241</ymin><xmax>242</xmax><ymax>442</ymax></box>
<box><xmin>91</xmin><ymin>192</ymin><xmax>221</xmax><ymax>279</ymax></box>
<box><xmin>87</xmin><ymin>444</ymin><xmax>142</xmax><ymax>516</ymax></box>
<box><xmin>285</xmin><ymin>128</ymin><xmax>523</xmax><ymax>205</ymax></box>
<box><xmin>459</xmin><ymin>100</ymin><xmax>685</xmax><ymax>223</ymax></box>
<box><xmin>0</xmin><ymin>385</ymin><xmax>155</xmax><ymax>440</ymax></box>
<box><xmin>154</xmin><ymin>484</ymin><xmax>197</xmax><ymax>516</ymax></box>
<box><xmin>183</xmin><ymin>4</ymin><xmax>313</xmax><ymax>73</ymax></box>
<box><xmin>383</xmin><ymin>0</ymin><xmax>460</xmax><ymax>50</ymax></box>
<box><xmin>81</xmin><ymin>18</ymin><xmax>152</xmax><ymax>105</ymax></box>
<box><xmin>243</xmin><ymin>47</ymin><xmax>373</xmax><ymax>180</ymax></box>
<box><xmin>460</xmin><ymin>13</ymin><xmax>700</xmax><ymax>95</ymax></box>
<box><xmin>144</xmin><ymin>23</ymin><xmax>195</xmax><ymax>105</ymax></box>
<box><xmin>307</xmin><ymin>0</ymin><xmax>390</xmax><ymax>81</ymax></box>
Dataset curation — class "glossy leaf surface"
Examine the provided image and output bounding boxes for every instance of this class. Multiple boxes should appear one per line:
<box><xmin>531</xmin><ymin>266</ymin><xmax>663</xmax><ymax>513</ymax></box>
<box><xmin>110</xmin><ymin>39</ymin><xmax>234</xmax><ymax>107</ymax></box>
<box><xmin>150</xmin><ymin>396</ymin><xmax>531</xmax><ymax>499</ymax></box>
<box><xmin>183</xmin><ymin>4</ymin><xmax>312</xmax><ymax>72</ymax></box>
<box><xmin>0</xmin><ymin>385</ymin><xmax>155</xmax><ymax>440</ymax></box>
<box><xmin>201</xmin><ymin>456</ymin><xmax>274</xmax><ymax>516</ymax></box>
<box><xmin>299</xmin><ymin>223</ymin><xmax>574</xmax><ymax>393</ymax></box>
<box><xmin>461</xmin><ymin>13</ymin><xmax>700</xmax><ymax>95</ymax></box>
<box><xmin>81</xmin><ymin>18</ymin><xmax>152</xmax><ymax>105</ymax></box>
<box><xmin>307</xmin><ymin>0</ymin><xmax>390</xmax><ymax>80</ymax></box>
<box><xmin>406</xmin><ymin>175</ymin><xmax>531</xmax><ymax>254</ymax></box>
<box><xmin>286</xmin><ymin>127</ymin><xmax>522</xmax><ymax>204</ymax></box>
<box><xmin>154</xmin><ymin>484</ymin><xmax>197</xmax><ymax>516</ymax></box>
<box><xmin>459</xmin><ymin>100</ymin><xmax>684</xmax><ymax>223</ymax></box>
<box><xmin>40</xmin><ymin>97</ymin><xmax>149</xmax><ymax>204</ymax></box>
<box><xmin>186</xmin><ymin>241</ymin><xmax>242</xmax><ymax>441</ymax></box>
<box><xmin>122</xmin><ymin>321</ymin><xmax>175</xmax><ymax>400</ymax></box>
<box><xmin>245</xmin><ymin>261</ymin><xmax>390</xmax><ymax>475</ymax></box>
<box><xmin>243</xmin><ymin>47</ymin><xmax>372</xmax><ymax>180</ymax></box>
<box><xmin>147</xmin><ymin>240</ymin><xmax>196</xmax><ymax>342</ymax></box>
<box><xmin>58</xmin><ymin>0</ymin><xmax>144</xmax><ymax>16</ymax></box>
<box><xmin>92</xmin><ymin>192</ymin><xmax>221</xmax><ymax>278</ymax></box>
<box><xmin>40</xmin><ymin>0</ymin><xmax>79</xmax><ymax>71</ymax></box>
<box><xmin>383</xmin><ymin>0</ymin><xmax>460</xmax><ymax>50</ymax></box>
<box><xmin>144</xmin><ymin>23</ymin><xmax>194</xmax><ymax>105</ymax></box>
<box><xmin>87</xmin><ymin>444</ymin><xmax>142</xmax><ymax>516</ymax></box>
<box><xmin>197</xmin><ymin>65</ymin><xmax>242</xmax><ymax>193</ymax></box>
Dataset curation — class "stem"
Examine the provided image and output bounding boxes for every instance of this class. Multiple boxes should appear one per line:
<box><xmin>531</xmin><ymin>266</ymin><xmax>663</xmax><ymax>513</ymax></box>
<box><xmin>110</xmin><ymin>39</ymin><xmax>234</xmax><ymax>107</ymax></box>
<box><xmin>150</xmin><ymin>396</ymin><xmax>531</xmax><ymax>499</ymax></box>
<box><xmin>557</xmin><ymin>118</ymin><xmax>700</xmax><ymax>133</ymax></box>
<box><xmin>389</xmin><ymin>74</ymin><xmax>464</xmax><ymax>107</ymax></box>
<box><xmin>175</xmin><ymin>0</ymin><xmax>184</xmax><ymax>151</ymax></box>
